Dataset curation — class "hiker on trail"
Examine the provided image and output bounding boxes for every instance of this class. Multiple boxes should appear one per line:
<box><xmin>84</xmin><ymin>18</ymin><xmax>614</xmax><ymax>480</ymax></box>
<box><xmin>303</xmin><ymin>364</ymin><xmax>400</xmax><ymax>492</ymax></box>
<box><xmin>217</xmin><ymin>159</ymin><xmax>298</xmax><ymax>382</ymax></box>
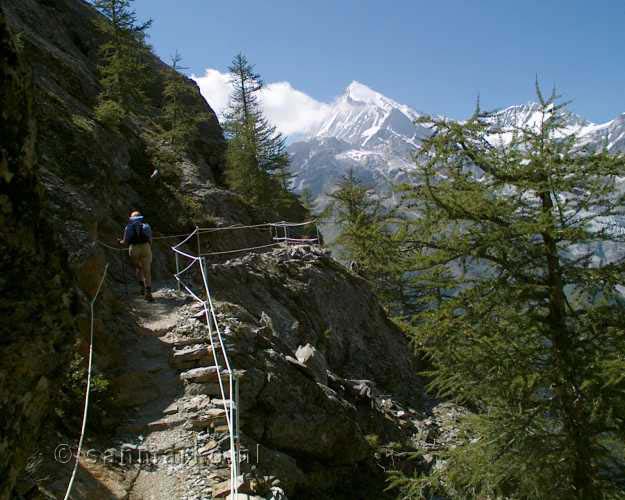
<box><xmin>120</xmin><ymin>210</ymin><xmax>154</xmax><ymax>302</ymax></box>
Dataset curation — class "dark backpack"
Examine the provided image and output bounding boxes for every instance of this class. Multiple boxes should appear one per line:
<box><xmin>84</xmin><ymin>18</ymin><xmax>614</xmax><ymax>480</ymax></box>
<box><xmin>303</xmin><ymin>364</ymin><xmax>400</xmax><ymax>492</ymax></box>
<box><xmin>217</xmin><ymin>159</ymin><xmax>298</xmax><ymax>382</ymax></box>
<box><xmin>127</xmin><ymin>222</ymin><xmax>149</xmax><ymax>244</ymax></box>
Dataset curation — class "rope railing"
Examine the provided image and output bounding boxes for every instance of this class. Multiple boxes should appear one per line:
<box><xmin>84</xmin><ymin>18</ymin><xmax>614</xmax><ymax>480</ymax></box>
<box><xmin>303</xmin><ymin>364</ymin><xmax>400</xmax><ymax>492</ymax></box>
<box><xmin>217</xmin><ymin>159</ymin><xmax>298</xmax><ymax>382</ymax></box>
<box><xmin>199</xmin><ymin>242</ymin><xmax>282</xmax><ymax>257</ymax></box>
<box><xmin>63</xmin><ymin>264</ymin><xmax>109</xmax><ymax>500</ymax></box>
<box><xmin>93</xmin><ymin>219</ymin><xmax>321</xmax><ymax>497</ymax></box>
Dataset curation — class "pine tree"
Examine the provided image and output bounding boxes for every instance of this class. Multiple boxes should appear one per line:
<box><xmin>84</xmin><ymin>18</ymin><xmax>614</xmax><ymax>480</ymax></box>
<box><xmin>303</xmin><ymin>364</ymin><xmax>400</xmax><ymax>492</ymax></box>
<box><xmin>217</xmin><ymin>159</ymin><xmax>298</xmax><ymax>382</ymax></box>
<box><xmin>328</xmin><ymin>170</ymin><xmax>409</xmax><ymax>311</ymax></box>
<box><xmin>92</xmin><ymin>0</ymin><xmax>152</xmax><ymax>127</ymax></box>
<box><xmin>394</xmin><ymin>88</ymin><xmax>625</xmax><ymax>499</ymax></box>
<box><xmin>161</xmin><ymin>51</ymin><xmax>198</xmax><ymax>151</ymax></box>
<box><xmin>223</xmin><ymin>53</ymin><xmax>291</xmax><ymax>207</ymax></box>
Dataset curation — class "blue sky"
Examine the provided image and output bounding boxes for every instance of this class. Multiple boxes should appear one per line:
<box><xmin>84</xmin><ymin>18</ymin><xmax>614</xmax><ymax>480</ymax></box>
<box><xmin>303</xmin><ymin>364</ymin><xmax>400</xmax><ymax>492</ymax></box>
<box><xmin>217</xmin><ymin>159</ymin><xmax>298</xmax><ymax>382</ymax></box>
<box><xmin>134</xmin><ymin>0</ymin><xmax>623</xmax><ymax>127</ymax></box>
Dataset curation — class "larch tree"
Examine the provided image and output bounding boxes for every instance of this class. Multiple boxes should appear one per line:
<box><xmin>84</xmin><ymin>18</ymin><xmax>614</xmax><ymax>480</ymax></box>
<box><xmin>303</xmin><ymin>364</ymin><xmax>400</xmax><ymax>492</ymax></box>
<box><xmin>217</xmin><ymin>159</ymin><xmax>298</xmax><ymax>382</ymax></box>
<box><xmin>92</xmin><ymin>0</ymin><xmax>152</xmax><ymax>127</ymax></box>
<box><xmin>223</xmin><ymin>53</ymin><xmax>291</xmax><ymax>208</ymax></box>
<box><xmin>328</xmin><ymin>169</ymin><xmax>410</xmax><ymax>313</ymax></box>
<box><xmin>393</xmin><ymin>87</ymin><xmax>625</xmax><ymax>499</ymax></box>
<box><xmin>161</xmin><ymin>51</ymin><xmax>198</xmax><ymax>152</ymax></box>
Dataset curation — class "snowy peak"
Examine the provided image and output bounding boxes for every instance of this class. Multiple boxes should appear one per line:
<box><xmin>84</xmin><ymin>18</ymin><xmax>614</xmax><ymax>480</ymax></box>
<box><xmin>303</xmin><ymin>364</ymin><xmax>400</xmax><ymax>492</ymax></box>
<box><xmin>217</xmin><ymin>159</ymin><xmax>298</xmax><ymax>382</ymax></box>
<box><xmin>344</xmin><ymin>80</ymin><xmax>383</xmax><ymax>104</ymax></box>
<box><xmin>312</xmin><ymin>81</ymin><xmax>426</xmax><ymax>149</ymax></box>
<box><xmin>486</xmin><ymin>103</ymin><xmax>624</xmax><ymax>152</ymax></box>
<box><xmin>488</xmin><ymin>102</ymin><xmax>590</xmax><ymax>131</ymax></box>
<box><xmin>342</xmin><ymin>81</ymin><xmax>419</xmax><ymax>118</ymax></box>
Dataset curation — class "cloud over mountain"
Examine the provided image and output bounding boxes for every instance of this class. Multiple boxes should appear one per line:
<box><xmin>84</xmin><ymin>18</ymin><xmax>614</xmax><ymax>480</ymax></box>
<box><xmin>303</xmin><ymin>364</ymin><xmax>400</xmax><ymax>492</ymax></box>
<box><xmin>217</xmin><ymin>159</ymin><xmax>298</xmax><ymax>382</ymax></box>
<box><xmin>193</xmin><ymin>69</ymin><xmax>331</xmax><ymax>136</ymax></box>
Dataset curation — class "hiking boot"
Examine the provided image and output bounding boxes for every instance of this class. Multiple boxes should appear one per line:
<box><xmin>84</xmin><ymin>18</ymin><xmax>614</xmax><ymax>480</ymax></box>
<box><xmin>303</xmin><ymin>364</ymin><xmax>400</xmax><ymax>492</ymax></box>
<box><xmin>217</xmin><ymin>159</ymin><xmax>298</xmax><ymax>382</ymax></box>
<box><xmin>145</xmin><ymin>287</ymin><xmax>154</xmax><ymax>302</ymax></box>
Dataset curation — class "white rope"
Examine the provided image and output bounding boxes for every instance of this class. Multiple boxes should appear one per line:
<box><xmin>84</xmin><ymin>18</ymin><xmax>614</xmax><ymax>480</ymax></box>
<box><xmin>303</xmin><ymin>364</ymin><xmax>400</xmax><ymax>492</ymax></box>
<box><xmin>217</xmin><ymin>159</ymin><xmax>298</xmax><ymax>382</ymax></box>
<box><xmin>172</xmin><ymin>247</ymin><xmax>200</xmax><ymax>261</ymax></box>
<box><xmin>269</xmin><ymin>219</ymin><xmax>317</xmax><ymax>227</ymax></box>
<box><xmin>198</xmin><ymin>219</ymin><xmax>318</xmax><ymax>232</ymax></box>
<box><xmin>174</xmin><ymin>253</ymin><xmax>238</xmax><ymax>497</ymax></box>
<box><xmin>272</xmin><ymin>237</ymin><xmax>319</xmax><ymax>243</ymax></box>
<box><xmin>198</xmin><ymin>222</ymin><xmax>272</xmax><ymax>232</ymax></box>
<box><xmin>197</xmin><ymin>260</ymin><xmax>232</xmax><ymax>425</ymax></box>
<box><xmin>152</xmin><ymin>232</ymin><xmax>195</xmax><ymax>240</ymax></box>
<box><xmin>97</xmin><ymin>241</ymin><xmax>127</xmax><ymax>252</ymax></box>
<box><xmin>199</xmin><ymin>242</ymin><xmax>281</xmax><ymax>257</ymax></box>
<box><xmin>172</xmin><ymin>226</ymin><xmax>199</xmax><ymax>249</ymax></box>
<box><xmin>174</xmin><ymin>275</ymin><xmax>205</xmax><ymax>303</ymax></box>
<box><xmin>174</xmin><ymin>256</ymin><xmax>200</xmax><ymax>277</ymax></box>
<box><xmin>63</xmin><ymin>264</ymin><xmax>109</xmax><ymax>500</ymax></box>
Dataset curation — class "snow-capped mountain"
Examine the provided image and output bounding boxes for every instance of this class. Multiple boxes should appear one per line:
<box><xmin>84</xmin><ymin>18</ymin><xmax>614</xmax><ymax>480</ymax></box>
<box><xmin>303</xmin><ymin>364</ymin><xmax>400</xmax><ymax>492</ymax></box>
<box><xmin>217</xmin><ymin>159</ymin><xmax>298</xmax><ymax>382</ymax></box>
<box><xmin>289</xmin><ymin>81</ymin><xmax>431</xmax><ymax>205</ymax></box>
<box><xmin>289</xmin><ymin>82</ymin><xmax>625</xmax><ymax>207</ymax></box>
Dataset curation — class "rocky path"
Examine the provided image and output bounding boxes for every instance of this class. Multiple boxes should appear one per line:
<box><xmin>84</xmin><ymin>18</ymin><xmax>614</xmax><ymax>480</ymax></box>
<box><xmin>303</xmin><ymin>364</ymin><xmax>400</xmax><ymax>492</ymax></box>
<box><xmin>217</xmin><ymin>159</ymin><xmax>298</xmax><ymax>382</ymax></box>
<box><xmin>111</xmin><ymin>286</ymin><xmax>246</xmax><ymax>500</ymax></box>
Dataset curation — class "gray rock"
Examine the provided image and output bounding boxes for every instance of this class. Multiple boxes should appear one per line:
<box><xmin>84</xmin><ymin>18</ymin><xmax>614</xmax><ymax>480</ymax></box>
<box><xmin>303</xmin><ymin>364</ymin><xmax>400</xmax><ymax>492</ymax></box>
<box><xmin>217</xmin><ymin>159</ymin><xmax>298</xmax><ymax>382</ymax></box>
<box><xmin>295</xmin><ymin>343</ymin><xmax>328</xmax><ymax>385</ymax></box>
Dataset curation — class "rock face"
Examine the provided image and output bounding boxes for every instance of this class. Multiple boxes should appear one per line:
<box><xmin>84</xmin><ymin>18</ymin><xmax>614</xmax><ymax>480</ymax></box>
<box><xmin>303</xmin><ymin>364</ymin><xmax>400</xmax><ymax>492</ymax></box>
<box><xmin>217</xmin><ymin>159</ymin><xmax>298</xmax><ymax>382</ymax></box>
<box><xmin>0</xmin><ymin>0</ymin><xmax>271</xmax><ymax>285</ymax></box>
<box><xmin>201</xmin><ymin>246</ymin><xmax>425</xmax><ymax>496</ymax></box>
<box><xmin>210</xmin><ymin>245</ymin><xmax>421</xmax><ymax>404</ymax></box>
<box><xmin>0</xmin><ymin>10</ymin><xmax>77</xmax><ymax>499</ymax></box>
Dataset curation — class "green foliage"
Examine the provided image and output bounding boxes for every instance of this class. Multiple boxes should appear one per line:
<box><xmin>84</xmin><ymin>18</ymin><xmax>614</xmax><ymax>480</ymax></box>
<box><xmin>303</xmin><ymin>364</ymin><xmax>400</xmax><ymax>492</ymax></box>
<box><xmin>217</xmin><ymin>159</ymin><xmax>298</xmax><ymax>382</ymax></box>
<box><xmin>92</xmin><ymin>0</ymin><xmax>153</xmax><ymax>126</ymax></box>
<box><xmin>365</xmin><ymin>433</ymin><xmax>381</xmax><ymax>448</ymax></box>
<box><xmin>145</xmin><ymin>140</ymin><xmax>180</xmax><ymax>185</ymax></box>
<box><xmin>223</xmin><ymin>53</ymin><xmax>292</xmax><ymax>210</ymax></box>
<box><xmin>328</xmin><ymin>169</ymin><xmax>413</xmax><ymax>314</ymax></box>
<box><xmin>71</xmin><ymin>113</ymin><xmax>96</xmax><ymax>133</ymax></box>
<box><xmin>94</xmin><ymin>98</ymin><xmax>126</xmax><ymax>128</ymax></box>
<box><xmin>160</xmin><ymin>51</ymin><xmax>202</xmax><ymax>151</ymax></box>
<box><xmin>396</xmin><ymin>88</ymin><xmax>625</xmax><ymax>498</ymax></box>
<box><xmin>56</xmin><ymin>352</ymin><xmax>112</xmax><ymax>432</ymax></box>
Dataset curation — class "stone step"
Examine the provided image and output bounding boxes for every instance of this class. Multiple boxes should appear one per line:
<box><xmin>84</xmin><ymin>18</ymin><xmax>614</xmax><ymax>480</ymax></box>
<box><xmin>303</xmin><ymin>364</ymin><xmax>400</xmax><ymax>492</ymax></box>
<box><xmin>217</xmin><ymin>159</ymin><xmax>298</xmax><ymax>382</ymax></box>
<box><xmin>214</xmin><ymin>423</ymin><xmax>230</xmax><ymax>434</ymax></box>
<box><xmin>197</xmin><ymin>439</ymin><xmax>219</xmax><ymax>456</ymax></box>
<box><xmin>212</xmin><ymin>476</ymin><xmax>253</xmax><ymax>498</ymax></box>
<box><xmin>170</xmin><ymin>344</ymin><xmax>213</xmax><ymax>368</ymax></box>
<box><xmin>170</xmin><ymin>337</ymin><xmax>207</xmax><ymax>347</ymax></box>
<box><xmin>184</xmin><ymin>382</ymin><xmax>231</xmax><ymax>398</ymax></box>
<box><xmin>212</xmin><ymin>398</ymin><xmax>236</xmax><ymax>409</ymax></box>
<box><xmin>146</xmin><ymin>415</ymin><xmax>185</xmax><ymax>431</ymax></box>
<box><xmin>187</xmin><ymin>408</ymin><xmax>228</xmax><ymax>430</ymax></box>
<box><xmin>180</xmin><ymin>366</ymin><xmax>229</xmax><ymax>384</ymax></box>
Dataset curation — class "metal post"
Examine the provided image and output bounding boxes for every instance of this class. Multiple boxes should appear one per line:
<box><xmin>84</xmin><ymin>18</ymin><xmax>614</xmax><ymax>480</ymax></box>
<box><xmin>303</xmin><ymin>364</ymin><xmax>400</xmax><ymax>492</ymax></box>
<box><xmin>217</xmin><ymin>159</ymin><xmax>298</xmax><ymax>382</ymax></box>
<box><xmin>195</xmin><ymin>226</ymin><xmax>201</xmax><ymax>258</ymax></box>
<box><xmin>283</xmin><ymin>224</ymin><xmax>288</xmax><ymax>247</ymax></box>
<box><xmin>175</xmin><ymin>252</ymin><xmax>180</xmax><ymax>291</ymax></box>
<box><xmin>235</xmin><ymin>374</ymin><xmax>240</xmax><ymax>471</ymax></box>
<box><xmin>315</xmin><ymin>224</ymin><xmax>321</xmax><ymax>246</ymax></box>
<box><xmin>230</xmin><ymin>373</ymin><xmax>238</xmax><ymax>495</ymax></box>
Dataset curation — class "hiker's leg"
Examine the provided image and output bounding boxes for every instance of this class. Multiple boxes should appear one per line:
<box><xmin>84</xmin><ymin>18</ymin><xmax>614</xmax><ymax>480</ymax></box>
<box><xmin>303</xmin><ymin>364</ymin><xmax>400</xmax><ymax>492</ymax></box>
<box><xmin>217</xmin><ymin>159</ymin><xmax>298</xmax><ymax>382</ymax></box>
<box><xmin>142</xmin><ymin>245</ymin><xmax>153</xmax><ymax>301</ymax></box>
<box><xmin>130</xmin><ymin>245</ymin><xmax>145</xmax><ymax>294</ymax></box>
<box><xmin>136</xmin><ymin>263</ymin><xmax>145</xmax><ymax>285</ymax></box>
<box><xmin>143</xmin><ymin>246</ymin><xmax>152</xmax><ymax>288</ymax></box>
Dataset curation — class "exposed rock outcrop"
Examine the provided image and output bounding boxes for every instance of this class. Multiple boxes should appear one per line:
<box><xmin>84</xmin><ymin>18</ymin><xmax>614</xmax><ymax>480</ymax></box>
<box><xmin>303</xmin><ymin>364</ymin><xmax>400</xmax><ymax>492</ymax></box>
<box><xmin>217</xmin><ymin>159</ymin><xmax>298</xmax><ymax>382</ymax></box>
<box><xmin>0</xmin><ymin>10</ymin><xmax>77</xmax><ymax>498</ymax></box>
<box><xmin>210</xmin><ymin>245</ymin><xmax>421</xmax><ymax>404</ymax></box>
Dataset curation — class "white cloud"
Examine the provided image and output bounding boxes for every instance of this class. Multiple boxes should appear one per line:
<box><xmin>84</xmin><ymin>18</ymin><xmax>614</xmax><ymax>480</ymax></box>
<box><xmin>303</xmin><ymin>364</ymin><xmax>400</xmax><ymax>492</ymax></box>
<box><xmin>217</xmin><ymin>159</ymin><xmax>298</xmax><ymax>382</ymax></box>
<box><xmin>192</xmin><ymin>69</ymin><xmax>231</xmax><ymax>118</ymax></box>
<box><xmin>192</xmin><ymin>69</ymin><xmax>331</xmax><ymax>137</ymax></box>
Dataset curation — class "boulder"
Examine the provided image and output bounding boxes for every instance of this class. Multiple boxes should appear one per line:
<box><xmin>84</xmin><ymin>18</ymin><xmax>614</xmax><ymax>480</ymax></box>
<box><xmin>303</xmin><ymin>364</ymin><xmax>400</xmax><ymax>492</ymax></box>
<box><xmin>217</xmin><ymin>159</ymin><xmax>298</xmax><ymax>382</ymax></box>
<box><xmin>295</xmin><ymin>343</ymin><xmax>328</xmax><ymax>385</ymax></box>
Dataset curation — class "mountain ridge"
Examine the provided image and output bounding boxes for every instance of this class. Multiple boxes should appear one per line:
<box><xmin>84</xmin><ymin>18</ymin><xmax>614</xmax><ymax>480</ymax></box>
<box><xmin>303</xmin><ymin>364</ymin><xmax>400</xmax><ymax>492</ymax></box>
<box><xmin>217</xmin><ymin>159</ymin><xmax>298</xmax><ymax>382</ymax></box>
<box><xmin>289</xmin><ymin>81</ymin><xmax>625</xmax><ymax>205</ymax></box>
